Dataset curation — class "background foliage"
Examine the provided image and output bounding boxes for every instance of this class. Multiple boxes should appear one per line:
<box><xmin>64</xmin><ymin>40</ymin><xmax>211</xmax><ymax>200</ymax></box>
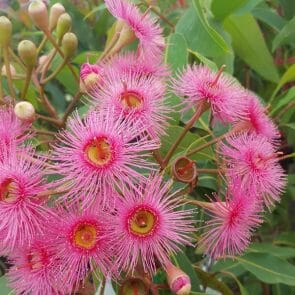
<box><xmin>0</xmin><ymin>0</ymin><xmax>294</xmax><ymax>294</ymax></box>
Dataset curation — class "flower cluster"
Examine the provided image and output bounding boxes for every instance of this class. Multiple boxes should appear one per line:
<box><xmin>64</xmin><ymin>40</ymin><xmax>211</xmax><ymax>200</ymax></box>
<box><xmin>173</xmin><ymin>65</ymin><xmax>286</xmax><ymax>258</ymax></box>
<box><xmin>0</xmin><ymin>0</ymin><xmax>287</xmax><ymax>294</ymax></box>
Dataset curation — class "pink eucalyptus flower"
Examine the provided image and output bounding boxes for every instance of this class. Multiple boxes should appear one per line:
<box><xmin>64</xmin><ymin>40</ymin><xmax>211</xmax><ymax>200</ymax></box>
<box><xmin>199</xmin><ymin>183</ymin><xmax>262</xmax><ymax>258</ymax></box>
<box><xmin>105</xmin><ymin>0</ymin><xmax>164</xmax><ymax>60</ymax></box>
<box><xmin>233</xmin><ymin>93</ymin><xmax>280</xmax><ymax>141</ymax></box>
<box><xmin>110</xmin><ymin>174</ymin><xmax>195</xmax><ymax>275</ymax></box>
<box><xmin>222</xmin><ymin>133</ymin><xmax>286</xmax><ymax>207</ymax></box>
<box><xmin>0</xmin><ymin>148</ymin><xmax>52</xmax><ymax>250</ymax></box>
<box><xmin>92</xmin><ymin>69</ymin><xmax>169</xmax><ymax>139</ymax></box>
<box><xmin>47</xmin><ymin>204</ymin><xmax>114</xmax><ymax>293</ymax></box>
<box><xmin>7</xmin><ymin>238</ymin><xmax>62</xmax><ymax>295</ymax></box>
<box><xmin>0</xmin><ymin>106</ymin><xmax>31</xmax><ymax>154</ymax></box>
<box><xmin>80</xmin><ymin>62</ymin><xmax>104</xmax><ymax>94</ymax></box>
<box><xmin>52</xmin><ymin>108</ymin><xmax>158</xmax><ymax>206</ymax></box>
<box><xmin>104</xmin><ymin>52</ymin><xmax>169</xmax><ymax>78</ymax></box>
<box><xmin>172</xmin><ymin>65</ymin><xmax>246</xmax><ymax>123</ymax></box>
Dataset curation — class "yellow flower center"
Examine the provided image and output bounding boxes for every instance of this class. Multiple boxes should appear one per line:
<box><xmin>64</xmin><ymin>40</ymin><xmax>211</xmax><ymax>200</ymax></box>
<box><xmin>120</xmin><ymin>91</ymin><xmax>143</xmax><ymax>109</ymax></box>
<box><xmin>73</xmin><ymin>223</ymin><xmax>97</xmax><ymax>250</ymax></box>
<box><xmin>85</xmin><ymin>137</ymin><xmax>112</xmax><ymax>166</ymax></box>
<box><xmin>0</xmin><ymin>178</ymin><xmax>17</xmax><ymax>202</ymax></box>
<box><xmin>129</xmin><ymin>207</ymin><xmax>158</xmax><ymax>237</ymax></box>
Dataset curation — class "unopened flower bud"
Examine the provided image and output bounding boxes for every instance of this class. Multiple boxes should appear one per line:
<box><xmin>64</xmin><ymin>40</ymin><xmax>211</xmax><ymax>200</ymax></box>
<box><xmin>14</xmin><ymin>101</ymin><xmax>35</xmax><ymax>122</ymax></box>
<box><xmin>119</xmin><ymin>277</ymin><xmax>149</xmax><ymax>295</ymax></box>
<box><xmin>80</xmin><ymin>63</ymin><xmax>102</xmax><ymax>93</ymax></box>
<box><xmin>18</xmin><ymin>40</ymin><xmax>37</xmax><ymax>68</ymax></box>
<box><xmin>172</xmin><ymin>156</ymin><xmax>198</xmax><ymax>184</ymax></box>
<box><xmin>1</xmin><ymin>64</ymin><xmax>16</xmax><ymax>78</ymax></box>
<box><xmin>56</xmin><ymin>13</ymin><xmax>72</xmax><ymax>44</ymax></box>
<box><xmin>62</xmin><ymin>32</ymin><xmax>77</xmax><ymax>59</ymax></box>
<box><xmin>49</xmin><ymin>3</ymin><xmax>65</xmax><ymax>32</ymax></box>
<box><xmin>108</xmin><ymin>20</ymin><xmax>136</xmax><ymax>56</ymax></box>
<box><xmin>28</xmin><ymin>0</ymin><xmax>49</xmax><ymax>32</ymax></box>
<box><xmin>166</xmin><ymin>263</ymin><xmax>191</xmax><ymax>295</ymax></box>
<box><xmin>0</xmin><ymin>16</ymin><xmax>12</xmax><ymax>47</ymax></box>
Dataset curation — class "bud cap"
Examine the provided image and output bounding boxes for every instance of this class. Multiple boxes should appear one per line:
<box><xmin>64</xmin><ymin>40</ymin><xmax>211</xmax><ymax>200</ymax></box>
<box><xmin>166</xmin><ymin>263</ymin><xmax>191</xmax><ymax>295</ymax></box>
<box><xmin>17</xmin><ymin>40</ymin><xmax>37</xmax><ymax>68</ymax></box>
<box><xmin>14</xmin><ymin>101</ymin><xmax>35</xmax><ymax>122</ymax></box>
<box><xmin>62</xmin><ymin>32</ymin><xmax>78</xmax><ymax>59</ymax></box>
<box><xmin>49</xmin><ymin>3</ymin><xmax>65</xmax><ymax>31</ymax></box>
<box><xmin>0</xmin><ymin>16</ymin><xmax>12</xmax><ymax>47</ymax></box>
<box><xmin>28</xmin><ymin>0</ymin><xmax>49</xmax><ymax>32</ymax></box>
<box><xmin>56</xmin><ymin>13</ymin><xmax>72</xmax><ymax>43</ymax></box>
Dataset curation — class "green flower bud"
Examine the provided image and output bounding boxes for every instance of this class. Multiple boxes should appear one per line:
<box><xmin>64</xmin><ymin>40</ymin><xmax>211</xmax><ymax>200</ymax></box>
<box><xmin>28</xmin><ymin>0</ymin><xmax>49</xmax><ymax>32</ymax></box>
<box><xmin>56</xmin><ymin>13</ymin><xmax>72</xmax><ymax>44</ymax></box>
<box><xmin>49</xmin><ymin>3</ymin><xmax>65</xmax><ymax>32</ymax></box>
<box><xmin>18</xmin><ymin>40</ymin><xmax>37</xmax><ymax>68</ymax></box>
<box><xmin>14</xmin><ymin>101</ymin><xmax>36</xmax><ymax>122</ymax></box>
<box><xmin>0</xmin><ymin>16</ymin><xmax>12</xmax><ymax>47</ymax></box>
<box><xmin>62</xmin><ymin>32</ymin><xmax>77</xmax><ymax>59</ymax></box>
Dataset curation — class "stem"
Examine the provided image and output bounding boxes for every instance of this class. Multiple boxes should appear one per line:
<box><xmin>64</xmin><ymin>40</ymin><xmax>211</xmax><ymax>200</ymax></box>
<box><xmin>3</xmin><ymin>46</ymin><xmax>16</xmax><ymax>102</ymax></box>
<box><xmin>142</xmin><ymin>1</ymin><xmax>174</xmax><ymax>29</ymax></box>
<box><xmin>36</xmin><ymin>113</ymin><xmax>62</xmax><ymax>126</ymax></box>
<box><xmin>278</xmin><ymin>152</ymin><xmax>295</xmax><ymax>161</ymax></box>
<box><xmin>97</xmin><ymin>32</ymin><xmax>120</xmax><ymax>63</ymax></box>
<box><xmin>152</xmin><ymin>149</ymin><xmax>164</xmax><ymax>168</ymax></box>
<box><xmin>41</xmin><ymin>59</ymin><xmax>67</xmax><ymax>84</ymax></box>
<box><xmin>163</xmin><ymin>103</ymin><xmax>207</xmax><ymax>168</ymax></box>
<box><xmin>38</xmin><ymin>48</ymin><xmax>57</xmax><ymax>75</ymax></box>
<box><xmin>36</xmin><ymin>35</ymin><xmax>47</xmax><ymax>55</ymax></box>
<box><xmin>33</xmin><ymin>128</ymin><xmax>56</xmax><ymax>136</ymax></box>
<box><xmin>99</xmin><ymin>277</ymin><xmax>106</xmax><ymax>295</ymax></box>
<box><xmin>44</xmin><ymin>31</ymin><xmax>79</xmax><ymax>83</ymax></box>
<box><xmin>0</xmin><ymin>59</ymin><xmax>3</xmax><ymax>101</ymax></box>
<box><xmin>21</xmin><ymin>67</ymin><xmax>33</xmax><ymax>99</ymax></box>
<box><xmin>196</xmin><ymin>168</ymin><xmax>219</xmax><ymax>174</ymax></box>
<box><xmin>181</xmin><ymin>198</ymin><xmax>214</xmax><ymax>209</ymax></box>
<box><xmin>8</xmin><ymin>47</ymin><xmax>26</xmax><ymax>71</ymax></box>
<box><xmin>32</xmin><ymin>72</ymin><xmax>58</xmax><ymax>118</ymax></box>
<box><xmin>62</xmin><ymin>91</ymin><xmax>82</xmax><ymax>125</ymax></box>
<box><xmin>186</xmin><ymin>132</ymin><xmax>229</xmax><ymax>157</ymax></box>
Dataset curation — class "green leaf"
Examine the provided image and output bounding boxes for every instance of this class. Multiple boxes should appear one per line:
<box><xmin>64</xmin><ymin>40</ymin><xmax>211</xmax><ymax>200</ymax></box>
<box><xmin>165</xmin><ymin>33</ymin><xmax>188</xmax><ymax>72</ymax></box>
<box><xmin>247</xmin><ymin>243</ymin><xmax>295</xmax><ymax>259</ymax></box>
<box><xmin>188</xmin><ymin>49</ymin><xmax>218</xmax><ymax>70</ymax></box>
<box><xmin>274</xmin><ymin>232</ymin><xmax>295</xmax><ymax>247</ymax></box>
<box><xmin>224</xmin><ymin>13</ymin><xmax>279</xmax><ymax>83</ymax></box>
<box><xmin>176</xmin><ymin>0</ymin><xmax>232</xmax><ymax>59</ymax></box>
<box><xmin>236</xmin><ymin>253</ymin><xmax>295</xmax><ymax>286</ymax></box>
<box><xmin>271</xmin><ymin>65</ymin><xmax>295</xmax><ymax>101</ymax></box>
<box><xmin>211</xmin><ymin>0</ymin><xmax>248</xmax><ymax>20</ymax></box>
<box><xmin>194</xmin><ymin>266</ymin><xmax>233</xmax><ymax>295</ymax></box>
<box><xmin>160</xmin><ymin>126</ymin><xmax>214</xmax><ymax>162</ymax></box>
<box><xmin>171</xmin><ymin>252</ymin><xmax>201</xmax><ymax>291</ymax></box>
<box><xmin>272</xmin><ymin>16</ymin><xmax>295</xmax><ymax>51</ymax></box>
<box><xmin>0</xmin><ymin>276</ymin><xmax>13</xmax><ymax>294</ymax></box>
<box><xmin>270</xmin><ymin>87</ymin><xmax>295</xmax><ymax>115</ymax></box>
<box><xmin>212</xmin><ymin>259</ymin><xmax>247</xmax><ymax>277</ymax></box>
<box><xmin>252</xmin><ymin>7</ymin><xmax>287</xmax><ymax>31</ymax></box>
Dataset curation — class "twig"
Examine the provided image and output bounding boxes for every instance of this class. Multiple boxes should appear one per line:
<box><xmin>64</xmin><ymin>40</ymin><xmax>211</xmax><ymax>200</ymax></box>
<box><xmin>62</xmin><ymin>91</ymin><xmax>82</xmax><ymax>125</ymax></box>
<box><xmin>3</xmin><ymin>46</ymin><xmax>16</xmax><ymax>102</ymax></box>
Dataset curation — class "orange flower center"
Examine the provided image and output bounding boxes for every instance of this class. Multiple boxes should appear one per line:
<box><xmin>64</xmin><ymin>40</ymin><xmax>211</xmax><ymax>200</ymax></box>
<box><xmin>85</xmin><ymin>137</ymin><xmax>112</xmax><ymax>166</ymax></box>
<box><xmin>72</xmin><ymin>223</ymin><xmax>97</xmax><ymax>250</ymax></box>
<box><xmin>128</xmin><ymin>207</ymin><xmax>158</xmax><ymax>237</ymax></box>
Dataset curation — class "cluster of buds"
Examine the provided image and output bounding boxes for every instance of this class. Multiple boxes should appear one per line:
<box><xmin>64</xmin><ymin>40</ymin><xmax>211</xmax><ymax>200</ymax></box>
<box><xmin>0</xmin><ymin>0</ymin><xmax>287</xmax><ymax>294</ymax></box>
